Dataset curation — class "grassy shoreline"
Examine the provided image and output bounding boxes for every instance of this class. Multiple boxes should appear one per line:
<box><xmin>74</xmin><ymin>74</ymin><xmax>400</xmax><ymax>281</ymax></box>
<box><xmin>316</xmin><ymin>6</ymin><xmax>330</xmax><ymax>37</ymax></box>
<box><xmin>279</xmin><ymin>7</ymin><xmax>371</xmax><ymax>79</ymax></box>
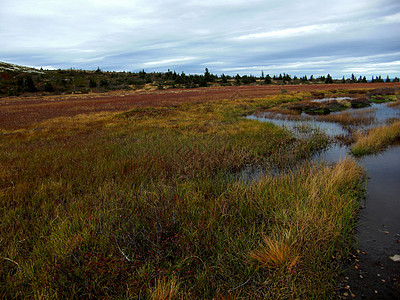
<box><xmin>1</xmin><ymin>91</ymin><xmax>365</xmax><ymax>298</ymax></box>
<box><xmin>351</xmin><ymin>120</ymin><xmax>400</xmax><ymax>156</ymax></box>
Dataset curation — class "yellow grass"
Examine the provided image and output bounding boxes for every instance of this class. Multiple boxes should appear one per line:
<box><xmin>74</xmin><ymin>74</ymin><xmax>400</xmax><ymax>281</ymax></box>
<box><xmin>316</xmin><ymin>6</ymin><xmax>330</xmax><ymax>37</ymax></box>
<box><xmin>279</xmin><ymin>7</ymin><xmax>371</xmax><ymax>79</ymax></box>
<box><xmin>151</xmin><ymin>277</ymin><xmax>180</xmax><ymax>300</ymax></box>
<box><xmin>352</xmin><ymin>119</ymin><xmax>400</xmax><ymax>155</ymax></box>
<box><xmin>250</xmin><ymin>157</ymin><xmax>364</xmax><ymax>275</ymax></box>
<box><xmin>250</xmin><ymin>230</ymin><xmax>300</xmax><ymax>270</ymax></box>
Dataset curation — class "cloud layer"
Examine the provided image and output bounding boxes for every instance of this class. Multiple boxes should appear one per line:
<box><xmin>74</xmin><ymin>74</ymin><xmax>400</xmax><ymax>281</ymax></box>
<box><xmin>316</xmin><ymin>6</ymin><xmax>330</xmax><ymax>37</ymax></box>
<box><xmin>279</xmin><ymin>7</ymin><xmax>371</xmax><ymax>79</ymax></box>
<box><xmin>1</xmin><ymin>0</ymin><xmax>399</xmax><ymax>77</ymax></box>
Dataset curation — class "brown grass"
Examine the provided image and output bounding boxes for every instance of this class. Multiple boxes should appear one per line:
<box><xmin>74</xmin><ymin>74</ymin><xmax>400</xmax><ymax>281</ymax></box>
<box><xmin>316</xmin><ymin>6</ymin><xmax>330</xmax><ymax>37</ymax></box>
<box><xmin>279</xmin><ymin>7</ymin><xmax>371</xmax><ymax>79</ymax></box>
<box><xmin>0</xmin><ymin>84</ymin><xmax>368</xmax><ymax>298</ymax></box>
<box><xmin>1</xmin><ymin>82</ymin><xmax>399</xmax><ymax>130</ymax></box>
<box><xmin>318</xmin><ymin>109</ymin><xmax>376</xmax><ymax>126</ymax></box>
<box><xmin>250</xmin><ymin>230</ymin><xmax>300</xmax><ymax>270</ymax></box>
<box><xmin>387</xmin><ymin>100</ymin><xmax>400</xmax><ymax>108</ymax></box>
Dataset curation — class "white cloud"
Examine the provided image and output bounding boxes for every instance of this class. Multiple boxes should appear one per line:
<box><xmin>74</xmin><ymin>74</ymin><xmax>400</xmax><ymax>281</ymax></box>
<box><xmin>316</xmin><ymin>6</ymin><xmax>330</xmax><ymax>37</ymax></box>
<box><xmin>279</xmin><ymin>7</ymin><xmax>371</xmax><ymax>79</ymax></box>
<box><xmin>232</xmin><ymin>23</ymin><xmax>343</xmax><ymax>40</ymax></box>
<box><xmin>1</xmin><ymin>0</ymin><xmax>399</xmax><ymax>76</ymax></box>
<box><xmin>201</xmin><ymin>61</ymin><xmax>226</xmax><ymax>66</ymax></box>
<box><xmin>142</xmin><ymin>57</ymin><xmax>197</xmax><ymax>67</ymax></box>
<box><xmin>343</xmin><ymin>60</ymin><xmax>400</xmax><ymax>74</ymax></box>
<box><xmin>41</xmin><ymin>66</ymin><xmax>57</xmax><ymax>70</ymax></box>
<box><xmin>378</xmin><ymin>12</ymin><xmax>400</xmax><ymax>24</ymax></box>
<box><xmin>220</xmin><ymin>53</ymin><xmax>400</xmax><ymax>77</ymax></box>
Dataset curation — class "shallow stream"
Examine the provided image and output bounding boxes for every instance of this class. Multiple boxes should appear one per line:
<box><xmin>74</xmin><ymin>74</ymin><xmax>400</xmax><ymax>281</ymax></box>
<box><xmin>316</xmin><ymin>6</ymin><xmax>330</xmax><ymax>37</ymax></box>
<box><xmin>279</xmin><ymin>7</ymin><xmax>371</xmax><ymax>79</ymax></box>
<box><xmin>247</xmin><ymin>101</ymin><xmax>400</xmax><ymax>298</ymax></box>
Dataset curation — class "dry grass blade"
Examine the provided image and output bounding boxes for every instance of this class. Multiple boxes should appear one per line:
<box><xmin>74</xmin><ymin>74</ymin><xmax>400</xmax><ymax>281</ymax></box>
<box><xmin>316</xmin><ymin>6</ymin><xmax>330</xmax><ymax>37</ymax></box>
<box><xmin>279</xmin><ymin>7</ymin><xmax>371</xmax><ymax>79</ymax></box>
<box><xmin>2</xmin><ymin>257</ymin><xmax>20</xmax><ymax>269</ymax></box>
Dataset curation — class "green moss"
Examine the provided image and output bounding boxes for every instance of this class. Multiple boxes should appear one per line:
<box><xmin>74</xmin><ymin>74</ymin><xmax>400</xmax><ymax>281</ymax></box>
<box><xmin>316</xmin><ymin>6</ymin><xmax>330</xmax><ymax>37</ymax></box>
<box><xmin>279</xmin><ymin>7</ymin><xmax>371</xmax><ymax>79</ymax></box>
<box><xmin>369</xmin><ymin>95</ymin><xmax>398</xmax><ymax>103</ymax></box>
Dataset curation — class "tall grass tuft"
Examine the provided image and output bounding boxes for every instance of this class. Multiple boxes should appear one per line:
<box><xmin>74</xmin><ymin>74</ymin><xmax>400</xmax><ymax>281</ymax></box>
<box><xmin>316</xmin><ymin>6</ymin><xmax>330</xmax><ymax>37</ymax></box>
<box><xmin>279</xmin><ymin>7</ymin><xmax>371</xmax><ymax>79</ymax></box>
<box><xmin>250</xmin><ymin>230</ymin><xmax>300</xmax><ymax>270</ymax></box>
<box><xmin>151</xmin><ymin>277</ymin><xmax>180</xmax><ymax>300</ymax></box>
<box><xmin>351</xmin><ymin>119</ymin><xmax>400</xmax><ymax>156</ymax></box>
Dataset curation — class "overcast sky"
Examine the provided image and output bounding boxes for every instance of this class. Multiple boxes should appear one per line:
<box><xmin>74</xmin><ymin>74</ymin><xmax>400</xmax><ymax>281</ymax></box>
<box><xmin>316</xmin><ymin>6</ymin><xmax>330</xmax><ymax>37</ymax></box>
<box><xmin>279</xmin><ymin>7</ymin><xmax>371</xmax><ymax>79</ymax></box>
<box><xmin>1</xmin><ymin>0</ymin><xmax>399</xmax><ymax>77</ymax></box>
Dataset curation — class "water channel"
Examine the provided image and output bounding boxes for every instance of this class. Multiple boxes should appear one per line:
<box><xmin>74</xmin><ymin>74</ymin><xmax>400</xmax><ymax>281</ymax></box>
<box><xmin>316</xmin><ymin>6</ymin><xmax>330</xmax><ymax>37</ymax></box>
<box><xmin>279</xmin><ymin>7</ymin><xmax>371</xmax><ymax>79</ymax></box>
<box><xmin>247</xmin><ymin>101</ymin><xmax>400</xmax><ymax>298</ymax></box>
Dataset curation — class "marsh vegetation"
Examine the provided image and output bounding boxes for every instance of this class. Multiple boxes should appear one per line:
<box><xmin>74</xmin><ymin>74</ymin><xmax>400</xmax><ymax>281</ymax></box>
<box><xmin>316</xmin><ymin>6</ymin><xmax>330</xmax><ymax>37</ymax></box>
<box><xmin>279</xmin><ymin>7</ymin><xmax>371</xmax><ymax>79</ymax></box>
<box><xmin>0</xmin><ymin>85</ymin><xmax>399</xmax><ymax>298</ymax></box>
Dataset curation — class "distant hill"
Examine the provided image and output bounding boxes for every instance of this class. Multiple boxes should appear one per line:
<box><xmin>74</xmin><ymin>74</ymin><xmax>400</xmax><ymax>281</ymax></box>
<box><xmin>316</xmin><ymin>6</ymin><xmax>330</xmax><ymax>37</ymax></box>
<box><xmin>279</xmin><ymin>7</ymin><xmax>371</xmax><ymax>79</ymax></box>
<box><xmin>1</xmin><ymin>61</ymin><xmax>397</xmax><ymax>97</ymax></box>
<box><xmin>0</xmin><ymin>61</ymin><xmax>44</xmax><ymax>74</ymax></box>
<box><xmin>0</xmin><ymin>61</ymin><xmax>229</xmax><ymax>97</ymax></box>
<box><xmin>0</xmin><ymin>61</ymin><xmax>145</xmax><ymax>97</ymax></box>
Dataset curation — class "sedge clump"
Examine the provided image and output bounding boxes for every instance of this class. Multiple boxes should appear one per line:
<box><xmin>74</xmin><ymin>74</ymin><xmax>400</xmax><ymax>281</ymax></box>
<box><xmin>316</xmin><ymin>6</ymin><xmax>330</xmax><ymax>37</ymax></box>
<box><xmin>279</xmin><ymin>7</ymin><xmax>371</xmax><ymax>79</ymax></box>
<box><xmin>250</xmin><ymin>230</ymin><xmax>300</xmax><ymax>270</ymax></box>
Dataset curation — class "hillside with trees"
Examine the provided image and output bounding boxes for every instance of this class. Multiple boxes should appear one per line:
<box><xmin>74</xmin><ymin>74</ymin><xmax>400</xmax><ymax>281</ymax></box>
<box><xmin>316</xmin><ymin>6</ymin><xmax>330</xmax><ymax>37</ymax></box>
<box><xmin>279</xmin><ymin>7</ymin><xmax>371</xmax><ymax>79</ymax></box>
<box><xmin>1</xmin><ymin>62</ymin><xmax>398</xmax><ymax>97</ymax></box>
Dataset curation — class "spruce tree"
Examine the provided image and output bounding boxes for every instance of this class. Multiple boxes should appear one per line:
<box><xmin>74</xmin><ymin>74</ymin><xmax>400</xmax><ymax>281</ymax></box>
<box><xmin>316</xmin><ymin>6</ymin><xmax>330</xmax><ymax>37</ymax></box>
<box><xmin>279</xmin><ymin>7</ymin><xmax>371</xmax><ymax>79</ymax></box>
<box><xmin>204</xmin><ymin>68</ymin><xmax>212</xmax><ymax>82</ymax></box>
<box><xmin>221</xmin><ymin>74</ymin><xmax>227</xmax><ymax>83</ymax></box>
<box><xmin>325</xmin><ymin>74</ymin><xmax>333</xmax><ymax>84</ymax></box>
<box><xmin>235</xmin><ymin>74</ymin><xmax>241</xmax><ymax>85</ymax></box>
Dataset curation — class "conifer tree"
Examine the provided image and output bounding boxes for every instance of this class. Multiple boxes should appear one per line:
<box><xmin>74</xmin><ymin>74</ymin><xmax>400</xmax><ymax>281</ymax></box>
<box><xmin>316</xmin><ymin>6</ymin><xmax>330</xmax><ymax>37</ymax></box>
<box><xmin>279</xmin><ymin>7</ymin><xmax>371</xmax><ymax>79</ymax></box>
<box><xmin>204</xmin><ymin>68</ymin><xmax>212</xmax><ymax>82</ymax></box>
<box><xmin>221</xmin><ymin>74</ymin><xmax>227</xmax><ymax>83</ymax></box>
<box><xmin>325</xmin><ymin>74</ymin><xmax>333</xmax><ymax>84</ymax></box>
<box><xmin>235</xmin><ymin>74</ymin><xmax>241</xmax><ymax>85</ymax></box>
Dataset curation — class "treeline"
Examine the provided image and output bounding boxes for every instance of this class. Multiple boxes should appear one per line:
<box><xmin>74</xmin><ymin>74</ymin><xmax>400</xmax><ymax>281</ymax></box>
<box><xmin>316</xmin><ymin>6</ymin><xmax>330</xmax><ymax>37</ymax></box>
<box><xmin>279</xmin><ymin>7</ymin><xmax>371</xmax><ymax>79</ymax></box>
<box><xmin>0</xmin><ymin>65</ymin><xmax>399</xmax><ymax>97</ymax></box>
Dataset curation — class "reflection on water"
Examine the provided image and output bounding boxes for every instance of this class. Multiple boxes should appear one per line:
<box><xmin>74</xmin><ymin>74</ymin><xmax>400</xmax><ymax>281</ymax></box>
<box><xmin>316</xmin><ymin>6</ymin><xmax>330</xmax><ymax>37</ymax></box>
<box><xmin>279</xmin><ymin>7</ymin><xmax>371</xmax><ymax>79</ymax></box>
<box><xmin>370</xmin><ymin>102</ymin><xmax>400</xmax><ymax>124</ymax></box>
<box><xmin>247</xmin><ymin>113</ymin><xmax>347</xmax><ymax>138</ymax></box>
<box><xmin>248</xmin><ymin>102</ymin><xmax>400</xmax><ymax>139</ymax></box>
<box><xmin>311</xmin><ymin>96</ymin><xmax>353</xmax><ymax>103</ymax></box>
<box><xmin>343</xmin><ymin>146</ymin><xmax>400</xmax><ymax>298</ymax></box>
<box><xmin>242</xmin><ymin>102</ymin><xmax>400</xmax><ymax>181</ymax></box>
<box><xmin>312</xmin><ymin>143</ymin><xmax>350</xmax><ymax>164</ymax></box>
<box><xmin>357</xmin><ymin>146</ymin><xmax>400</xmax><ymax>250</ymax></box>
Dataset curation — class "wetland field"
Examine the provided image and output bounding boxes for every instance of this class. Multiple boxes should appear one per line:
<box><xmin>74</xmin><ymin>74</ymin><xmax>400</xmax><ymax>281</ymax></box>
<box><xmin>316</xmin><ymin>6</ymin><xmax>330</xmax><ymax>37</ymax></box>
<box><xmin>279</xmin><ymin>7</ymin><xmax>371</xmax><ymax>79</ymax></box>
<box><xmin>1</xmin><ymin>83</ymin><xmax>399</xmax><ymax>298</ymax></box>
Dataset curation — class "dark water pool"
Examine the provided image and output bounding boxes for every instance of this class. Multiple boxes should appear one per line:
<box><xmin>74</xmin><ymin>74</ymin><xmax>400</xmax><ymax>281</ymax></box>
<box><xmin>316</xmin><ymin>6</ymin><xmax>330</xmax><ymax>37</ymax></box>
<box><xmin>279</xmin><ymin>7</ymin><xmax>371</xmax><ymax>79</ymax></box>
<box><xmin>343</xmin><ymin>146</ymin><xmax>400</xmax><ymax>299</ymax></box>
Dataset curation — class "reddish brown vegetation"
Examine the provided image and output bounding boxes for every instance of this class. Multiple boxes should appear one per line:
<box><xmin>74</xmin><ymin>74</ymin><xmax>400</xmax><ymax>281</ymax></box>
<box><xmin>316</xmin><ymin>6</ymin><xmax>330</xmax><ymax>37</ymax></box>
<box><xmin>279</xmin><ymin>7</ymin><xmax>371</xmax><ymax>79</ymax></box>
<box><xmin>1</xmin><ymin>82</ymin><xmax>399</xmax><ymax>130</ymax></box>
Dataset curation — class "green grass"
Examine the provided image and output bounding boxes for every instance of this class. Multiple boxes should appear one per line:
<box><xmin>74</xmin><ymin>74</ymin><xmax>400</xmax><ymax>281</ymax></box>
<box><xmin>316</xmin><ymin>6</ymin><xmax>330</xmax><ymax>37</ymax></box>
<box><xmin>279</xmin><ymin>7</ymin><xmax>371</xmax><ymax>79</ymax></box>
<box><xmin>0</xmin><ymin>93</ymin><xmax>365</xmax><ymax>298</ymax></box>
<box><xmin>369</xmin><ymin>95</ymin><xmax>399</xmax><ymax>103</ymax></box>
